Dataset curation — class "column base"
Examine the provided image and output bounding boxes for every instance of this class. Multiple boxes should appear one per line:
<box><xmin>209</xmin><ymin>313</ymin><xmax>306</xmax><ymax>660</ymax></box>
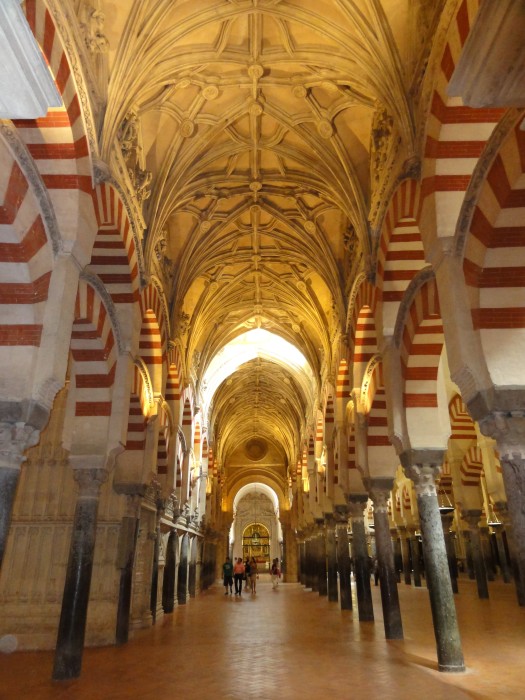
<box><xmin>438</xmin><ymin>662</ymin><xmax>466</xmax><ymax>673</ymax></box>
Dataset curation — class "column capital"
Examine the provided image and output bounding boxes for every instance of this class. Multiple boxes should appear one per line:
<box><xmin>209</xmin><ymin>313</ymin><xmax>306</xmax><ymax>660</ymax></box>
<box><xmin>347</xmin><ymin>495</ymin><xmax>367</xmax><ymax>519</ymax></box>
<box><xmin>461</xmin><ymin>508</ymin><xmax>482</xmax><ymax>529</ymax></box>
<box><xmin>403</xmin><ymin>463</ymin><xmax>441</xmax><ymax>498</ymax></box>
<box><xmin>0</xmin><ymin>421</ymin><xmax>41</xmax><ymax>470</ymax></box>
<box><xmin>364</xmin><ymin>477</ymin><xmax>393</xmax><ymax>513</ymax></box>
<box><xmin>479</xmin><ymin>412</ymin><xmax>525</xmax><ymax>460</ymax></box>
<box><xmin>73</xmin><ymin>467</ymin><xmax>108</xmax><ymax>498</ymax></box>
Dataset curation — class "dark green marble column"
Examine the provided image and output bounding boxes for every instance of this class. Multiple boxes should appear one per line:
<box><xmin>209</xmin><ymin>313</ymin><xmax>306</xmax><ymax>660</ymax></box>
<box><xmin>348</xmin><ymin>496</ymin><xmax>374</xmax><ymax>621</ymax></box>
<box><xmin>366</xmin><ymin>479</ymin><xmax>403</xmax><ymax>640</ymax></box>
<box><xmin>336</xmin><ymin>519</ymin><xmax>352</xmax><ymax>610</ymax></box>
<box><xmin>404</xmin><ymin>456</ymin><xmax>465</xmax><ymax>672</ymax></box>
<box><xmin>325</xmin><ymin>516</ymin><xmax>338</xmax><ymax>602</ymax></box>
<box><xmin>53</xmin><ymin>467</ymin><xmax>108</xmax><ymax>680</ymax></box>
<box><xmin>462</xmin><ymin>510</ymin><xmax>489</xmax><ymax>599</ymax></box>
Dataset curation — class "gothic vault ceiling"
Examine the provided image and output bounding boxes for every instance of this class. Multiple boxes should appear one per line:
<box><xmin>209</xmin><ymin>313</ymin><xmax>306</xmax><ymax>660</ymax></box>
<box><xmin>100</xmin><ymin>0</ymin><xmax>434</xmax><ymax>480</ymax></box>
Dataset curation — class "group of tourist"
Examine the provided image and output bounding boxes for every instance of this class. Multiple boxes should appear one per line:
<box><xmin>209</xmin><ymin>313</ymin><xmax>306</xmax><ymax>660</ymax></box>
<box><xmin>222</xmin><ymin>556</ymin><xmax>282</xmax><ymax>595</ymax></box>
<box><xmin>222</xmin><ymin>556</ymin><xmax>259</xmax><ymax>595</ymax></box>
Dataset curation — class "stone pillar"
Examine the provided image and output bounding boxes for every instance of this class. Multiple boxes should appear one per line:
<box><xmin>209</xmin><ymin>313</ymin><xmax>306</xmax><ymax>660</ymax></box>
<box><xmin>281</xmin><ymin>511</ymin><xmax>298</xmax><ymax>582</ymax></box>
<box><xmin>303</xmin><ymin>537</ymin><xmax>311</xmax><ymax>588</ymax></box>
<box><xmin>491</xmin><ymin>506</ymin><xmax>512</xmax><ymax>583</ymax></box>
<box><xmin>150</xmin><ymin>503</ymin><xmax>165</xmax><ymax>621</ymax></box>
<box><xmin>403</xmin><ymin>456</ymin><xmax>465</xmax><ymax>672</ymax></box>
<box><xmin>392</xmin><ymin>532</ymin><xmax>402</xmax><ymax>583</ymax></box>
<box><xmin>0</xmin><ymin>421</ymin><xmax>41</xmax><ymax>568</ymax></box>
<box><xmin>440</xmin><ymin>513</ymin><xmax>459</xmax><ymax>594</ymax></box>
<box><xmin>409</xmin><ymin>533</ymin><xmax>423</xmax><ymax>587</ymax></box>
<box><xmin>325</xmin><ymin>516</ymin><xmax>338</xmax><ymax>602</ymax></box>
<box><xmin>462</xmin><ymin>510</ymin><xmax>489</xmax><ymax>599</ymax></box>
<box><xmin>398</xmin><ymin>527</ymin><xmax>412</xmax><ymax>585</ymax></box>
<box><xmin>298</xmin><ymin>539</ymin><xmax>306</xmax><ymax>586</ymax></box>
<box><xmin>336</xmin><ymin>519</ymin><xmax>352</xmax><ymax>610</ymax></box>
<box><xmin>316</xmin><ymin>524</ymin><xmax>328</xmax><ymax>597</ymax></box>
<box><xmin>53</xmin><ymin>466</ymin><xmax>108</xmax><ymax>680</ymax></box>
<box><xmin>115</xmin><ymin>493</ymin><xmax>141</xmax><ymax>644</ymax></box>
<box><xmin>479</xmin><ymin>414</ymin><xmax>525</xmax><ymax>606</ymax></box>
<box><xmin>348</xmin><ymin>496</ymin><xmax>374</xmax><ymax>621</ymax></box>
<box><xmin>162</xmin><ymin>531</ymin><xmax>178</xmax><ymax>611</ymax></box>
<box><xmin>366</xmin><ymin>479</ymin><xmax>403</xmax><ymax>640</ymax></box>
<box><xmin>480</xmin><ymin>526</ymin><xmax>496</xmax><ymax>581</ymax></box>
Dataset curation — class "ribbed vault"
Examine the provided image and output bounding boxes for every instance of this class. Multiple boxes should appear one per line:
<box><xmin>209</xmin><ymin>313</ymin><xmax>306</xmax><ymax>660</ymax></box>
<box><xmin>101</xmin><ymin>0</ymin><xmax>429</xmax><ymax>493</ymax></box>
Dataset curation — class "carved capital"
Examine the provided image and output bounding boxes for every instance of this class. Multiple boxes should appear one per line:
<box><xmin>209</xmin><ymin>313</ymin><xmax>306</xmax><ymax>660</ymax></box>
<box><xmin>403</xmin><ymin>462</ymin><xmax>440</xmax><ymax>498</ymax></box>
<box><xmin>346</xmin><ymin>494</ymin><xmax>368</xmax><ymax>519</ymax></box>
<box><xmin>73</xmin><ymin>467</ymin><xmax>108</xmax><ymax>498</ymax></box>
<box><xmin>364</xmin><ymin>477</ymin><xmax>393</xmax><ymax>513</ymax></box>
<box><xmin>479</xmin><ymin>412</ymin><xmax>525</xmax><ymax>461</ymax></box>
<box><xmin>0</xmin><ymin>422</ymin><xmax>41</xmax><ymax>470</ymax></box>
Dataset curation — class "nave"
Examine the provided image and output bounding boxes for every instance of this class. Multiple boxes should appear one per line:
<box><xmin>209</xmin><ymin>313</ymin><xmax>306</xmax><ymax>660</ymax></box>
<box><xmin>1</xmin><ymin>576</ymin><xmax>524</xmax><ymax>700</ymax></box>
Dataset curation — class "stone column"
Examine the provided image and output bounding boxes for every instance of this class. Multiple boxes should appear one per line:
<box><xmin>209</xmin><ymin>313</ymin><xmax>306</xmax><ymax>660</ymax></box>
<box><xmin>461</xmin><ymin>510</ymin><xmax>489</xmax><ymax>599</ymax></box>
<box><xmin>298</xmin><ymin>539</ymin><xmax>306</xmax><ymax>586</ymax></box>
<box><xmin>440</xmin><ymin>513</ymin><xmax>459</xmax><ymax>594</ymax></box>
<box><xmin>492</xmin><ymin>505</ymin><xmax>512</xmax><ymax>583</ymax></box>
<box><xmin>479</xmin><ymin>414</ymin><xmax>525</xmax><ymax>606</ymax></box>
<box><xmin>325</xmin><ymin>515</ymin><xmax>338</xmax><ymax>602</ymax></box>
<box><xmin>366</xmin><ymin>479</ymin><xmax>403</xmax><ymax>640</ymax></box>
<box><xmin>115</xmin><ymin>492</ymin><xmax>141</xmax><ymax>645</ymax></box>
<box><xmin>0</xmin><ymin>421</ymin><xmax>40</xmax><ymax>567</ymax></box>
<box><xmin>403</xmin><ymin>456</ymin><xmax>465</xmax><ymax>672</ymax></box>
<box><xmin>392</xmin><ymin>532</ymin><xmax>402</xmax><ymax>583</ymax></box>
<box><xmin>398</xmin><ymin>527</ymin><xmax>412</xmax><ymax>585</ymax></box>
<box><xmin>316</xmin><ymin>524</ymin><xmax>328</xmax><ymax>597</ymax></box>
<box><xmin>150</xmin><ymin>503</ymin><xmax>164</xmax><ymax>620</ymax></box>
<box><xmin>306</xmin><ymin>533</ymin><xmax>318</xmax><ymax>591</ymax></box>
<box><xmin>336</xmin><ymin>518</ymin><xmax>352</xmax><ymax>610</ymax></box>
<box><xmin>53</xmin><ymin>466</ymin><xmax>108</xmax><ymax>680</ymax></box>
<box><xmin>480</xmin><ymin>526</ymin><xmax>496</xmax><ymax>581</ymax></box>
<box><xmin>409</xmin><ymin>532</ymin><xmax>423</xmax><ymax>587</ymax></box>
<box><xmin>348</xmin><ymin>496</ymin><xmax>374</xmax><ymax>621</ymax></box>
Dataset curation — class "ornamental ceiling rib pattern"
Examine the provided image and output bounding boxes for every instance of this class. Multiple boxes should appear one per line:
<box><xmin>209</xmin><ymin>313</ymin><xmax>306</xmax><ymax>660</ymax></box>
<box><xmin>102</xmin><ymin>0</ymin><xmax>429</xmax><ymax>474</ymax></box>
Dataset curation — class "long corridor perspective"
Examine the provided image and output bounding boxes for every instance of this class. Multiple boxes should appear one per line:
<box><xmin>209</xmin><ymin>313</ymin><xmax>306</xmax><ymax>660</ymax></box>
<box><xmin>1</xmin><ymin>576</ymin><xmax>525</xmax><ymax>700</ymax></box>
<box><xmin>2</xmin><ymin>0</ymin><xmax>525</xmax><ymax>695</ymax></box>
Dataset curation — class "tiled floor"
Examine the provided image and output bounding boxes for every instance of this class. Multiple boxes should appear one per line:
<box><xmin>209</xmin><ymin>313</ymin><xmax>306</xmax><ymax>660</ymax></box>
<box><xmin>1</xmin><ymin>575</ymin><xmax>525</xmax><ymax>699</ymax></box>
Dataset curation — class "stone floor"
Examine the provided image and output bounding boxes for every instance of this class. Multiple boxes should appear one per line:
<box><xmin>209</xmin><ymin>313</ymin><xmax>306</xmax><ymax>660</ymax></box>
<box><xmin>1</xmin><ymin>574</ymin><xmax>525</xmax><ymax>699</ymax></box>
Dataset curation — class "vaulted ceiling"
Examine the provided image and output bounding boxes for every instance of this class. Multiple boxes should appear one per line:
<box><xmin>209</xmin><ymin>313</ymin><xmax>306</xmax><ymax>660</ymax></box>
<box><xmin>99</xmin><ymin>0</ymin><xmax>438</xmax><ymax>484</ymax></box>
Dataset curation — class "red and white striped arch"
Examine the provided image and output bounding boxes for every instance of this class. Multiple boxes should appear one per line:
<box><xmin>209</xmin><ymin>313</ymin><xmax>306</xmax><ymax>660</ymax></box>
<box><xmin>91</xmin><ymin>184</ymin><xmax>141</xmax><ymax>307</ymax></box>
<box><xmin>376</xmin><ymin>180</ymin><xmax>426</xmax><ymax>335</ymax></box>
<box><xmin>398</xmin><ymin>274</ymin><xmax>450</xmax><ymax>449</ymax></box>
<box><xmin>139</xmin><ymin>282</ymin><xmax>169</xmax><ymax>394</ymax></box>
<box><xmin>314</xmin><ymin>411</ymin><xmax>324</xmax><ymax>460</ymax></box>
<box><xmin>362</xmin><ymin>359</ymin><xmax>398</xmax><ymax>476</ymax></box>
<box><xmin>460</xmin><ymin>444</ymin><xmax>484</xmax><ymax>488</ymax></box>
<box><xmin>420</xmin><ymin>0</ymin><xmax>505</xmax><ymax>245</ymax></box>
<box><xmin>65</xmin><ymin>280</ymin><xmax>117</xmax><ymax>453</ymax></box>
<box><xmin>335</xmin><ymin>357</ymin><xmax>351</xmax><ymax>419</ymax></box>
<box><xmin>16</xmin><ymin>0</ymin><xmax>94</xmax><ymax>239</ymax></box>
<box><xmin>463</xmin><ymin>123</ymin><xmax>525</xmax><ymax>386</ymax></box>
<box><xmin>124</xmin><ymin>369</ymin><xmax>147</xmax><ymax>454</ymax></box>
<box><xmin>0</xmin><ymin>140</ymin><xmax>56</xmax><ymax>397</ymax></box>
<box><xmin>347</xmin><ymin>277</ymin><xmax>378</xmax><ymax>388</ymax></box>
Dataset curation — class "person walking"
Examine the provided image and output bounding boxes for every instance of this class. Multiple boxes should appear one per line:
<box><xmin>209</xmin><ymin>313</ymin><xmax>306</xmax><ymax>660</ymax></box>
<box><xmin>250</xmin><ymin>557</ymin><xmax>258</xmax><ymax>594</ymax></box>
<box><xmin>233</xmin><ymin>557</ymin><xmax>245</xmax><ymax>596</ymax></box>
<box><xmin>244</xmin><ymin>558</ymin><xmax>251</xmax><ymax>591</ymax></box>
<box><xmin>271</xmin><ymin>558</ymin><xmax>281</xmax><ymax>589</ymax></box>
<box><xmin>222</xmin><ymin>556</ymin><xmax>233</xmax><ymax>595</ymax></box>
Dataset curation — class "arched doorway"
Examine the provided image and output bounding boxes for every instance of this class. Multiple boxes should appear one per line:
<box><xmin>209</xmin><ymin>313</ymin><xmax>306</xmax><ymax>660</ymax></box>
<box><xmin>242</xmin><ymin>523</ymin><xmax>270</xmax><ymax>570</ymax></box>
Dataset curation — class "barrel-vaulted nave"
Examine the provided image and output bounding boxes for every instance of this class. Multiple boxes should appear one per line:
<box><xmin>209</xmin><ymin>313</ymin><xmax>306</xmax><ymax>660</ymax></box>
<box><xmin>0</xmin><ymin>0</ymin><xmax>525</xmax><ymax>685</ymax></box>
